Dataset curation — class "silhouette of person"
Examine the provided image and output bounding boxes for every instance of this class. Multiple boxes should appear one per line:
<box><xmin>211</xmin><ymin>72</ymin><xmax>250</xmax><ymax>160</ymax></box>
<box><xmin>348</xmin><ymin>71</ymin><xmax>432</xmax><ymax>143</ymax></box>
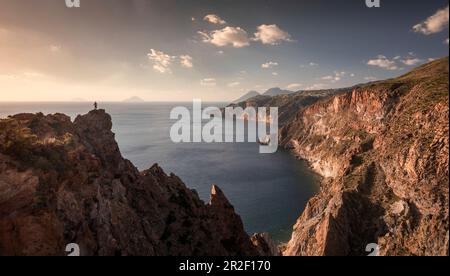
<box><xmin>94</xmin><ymin>102</ymin><xmax>98</xmax><ymax>110</ymax></box>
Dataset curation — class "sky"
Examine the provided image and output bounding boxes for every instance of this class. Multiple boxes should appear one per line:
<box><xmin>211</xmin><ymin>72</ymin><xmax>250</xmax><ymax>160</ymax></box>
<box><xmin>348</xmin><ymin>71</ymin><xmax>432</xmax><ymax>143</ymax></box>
<box><xmin>0</xmin><ymin>0</ymin><xmax>448</xmax><ymax>102</ymax></box>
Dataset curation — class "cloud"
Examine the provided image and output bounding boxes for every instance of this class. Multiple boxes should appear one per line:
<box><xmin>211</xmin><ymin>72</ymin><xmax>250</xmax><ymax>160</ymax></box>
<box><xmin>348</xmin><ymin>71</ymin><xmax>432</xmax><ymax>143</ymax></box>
<box><xmin>286</xmin><ymin>83</ymin><xmax>302</xmax><ymax>89</ymax></box>
<box><xmin>147</xmin><ymin>49</ymin><xmax>194</xmax><ymax>73</ymax></box>
<box><xmin>401</xmin><ymin>57</ymin><xmax>423</xmax><ymax>66</ymax></box>
<box><xmin>147</xmin><ymin>49</ymin><xmax>174</xmax><ymax>73</ymax></box>
<box><xmin>261</xmin><ymin>61</ymin><xmax>278</xmax><ymax>69</ymax></box>
<box><xmin>204</xmin><ymin>14</ymin><xmax>227</xmax><ymax>25</ymax></box>
<box><xmin>305</xmin><ymin>83</ymin><xmax>326</xmax><ymax>90</ymax></box>
<box><xmin>228</xmin><ymin>82</ymin><xmax>240</xmax><ymax>88</ymax></box>
<box><xmin>180</xmin><ymin>55</ymin><xmax>194</xmax><ymax>68</ymax></box>
<box><xmin>364</xmin><ymin>76</ymin><xmax>377</xmax><ymax>81</ymax></box>
<box><xmin>23</xmin><ymin>71</ymin><xmax>46</xmax><ymax>78</ymax></box>
<box><xmin>300</xmin><ymin>62</ymin><xmax>318</xmax><ymax>68</ymax></box>
<box><xmin>367</xmin><ymin>55</ymin><xmax>399</xmax><ymax>70</ymax></box>
<box><xmin>253</xmin><ymin>24</ymin><xmax>294</xmax><ymax>45</ymax></box>
<box><xmin>272</xmin><ymin>72</ymin><xmax>279</xmax><ymax>76</ymax></box>
<box><xmin>350</xmin><ymin>73</ymin><xmax>355</xmax><ymax>77</ymax></box>
<box><xmin>321</xmin><ymin>71</ymin><xmax>346</xmax><ymax>83</ymax></box>
<box><xmin>321</xmin><ymin>75</ymin><xmax>334</xmax><ymax>80</ymax></box>
<box><xmin>445</xmin><ymin>38</ymin><xmax>449</xmax><ymax>45</ymax></box>
<box><xmin>200</xmin><ymin>78</ymin><xmax>217</xmax><ymax>87</ymax></box>
<box><xmin>413</xmin><ymin>6</ymin><xmax>449</xmax><ymax>35</ymax></box>
<box><xmin>198</xmin><ymin>27</ymin><xmax>250</xmax><ymax>48</ymax></box>
<box><xmin>0</xmin><ymin>71</ymin><xmax>47</xmax><ymax>81</ymax></box>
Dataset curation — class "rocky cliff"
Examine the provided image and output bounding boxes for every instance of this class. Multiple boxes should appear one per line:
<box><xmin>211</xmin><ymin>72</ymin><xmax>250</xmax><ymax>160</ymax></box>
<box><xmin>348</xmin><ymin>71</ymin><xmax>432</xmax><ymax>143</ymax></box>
<box><xmin>0</xmin><ymin>110</ymin><xmax>273</xmax><ymax>256</ymax></box>
<box><xmin>280</xmin><ymin>57</ymin><xmax>449</xmax><ymax>256</ymax></box>
<box><xmin>228</xmin><ymin>89</ymin><xmax>341</xmax><ymax>127</ymax></box>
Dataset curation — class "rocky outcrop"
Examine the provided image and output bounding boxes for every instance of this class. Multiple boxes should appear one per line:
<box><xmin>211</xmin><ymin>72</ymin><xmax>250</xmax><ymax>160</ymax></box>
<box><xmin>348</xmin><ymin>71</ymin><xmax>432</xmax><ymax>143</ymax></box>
<box><xmin>0</xmin><ymin>110</ymin><xmax>264</xmax><ymax>256</ymax></box>
<box><xmin>281</xmin><ymin>57</ymin><xmax>449</xmax><ymax>256</ymax></box>
<box><xmin>251</xmin><ymin>233</ymin><xmax>282</xmax><ymax>256</ymax></box>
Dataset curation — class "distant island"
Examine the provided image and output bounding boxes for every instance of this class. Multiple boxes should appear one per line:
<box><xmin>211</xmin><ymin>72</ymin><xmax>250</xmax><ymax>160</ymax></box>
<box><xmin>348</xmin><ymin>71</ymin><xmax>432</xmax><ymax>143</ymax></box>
<box><xmin>123</xmin><ymin>96</ymin><xmax>146</xmax><ymax>103</ymax></box>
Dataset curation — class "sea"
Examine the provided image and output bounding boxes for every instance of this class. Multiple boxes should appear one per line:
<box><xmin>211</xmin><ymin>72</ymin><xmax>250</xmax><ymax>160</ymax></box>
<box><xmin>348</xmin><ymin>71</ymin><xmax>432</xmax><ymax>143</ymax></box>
<box><xmin>0</xmin><ymin>102</ymin><xmax>319</xmax><ymax>243</ymax></box>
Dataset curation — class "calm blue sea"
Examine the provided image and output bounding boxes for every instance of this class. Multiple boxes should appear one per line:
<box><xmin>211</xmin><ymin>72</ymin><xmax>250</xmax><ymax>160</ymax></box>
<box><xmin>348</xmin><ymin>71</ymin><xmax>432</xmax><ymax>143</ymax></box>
<box><xmin>0</xmin><ymin>102</ymin><xmax>319</xmax><ymax>243</ymax></box>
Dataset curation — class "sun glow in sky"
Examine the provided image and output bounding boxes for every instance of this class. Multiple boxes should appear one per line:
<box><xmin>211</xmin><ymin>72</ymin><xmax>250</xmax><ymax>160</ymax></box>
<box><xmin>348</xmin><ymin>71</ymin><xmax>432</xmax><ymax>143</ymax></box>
<box><xmin>0</xmin><ymin>0</ymin><xmax>448</xmax><ymax>102</ymax></box>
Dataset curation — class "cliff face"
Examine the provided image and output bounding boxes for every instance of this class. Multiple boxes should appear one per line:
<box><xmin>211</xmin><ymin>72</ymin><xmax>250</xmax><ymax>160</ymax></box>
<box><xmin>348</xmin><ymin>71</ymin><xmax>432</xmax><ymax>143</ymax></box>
<box><xmin>228</xmin><ymin>89</ymin><xmax>342</xmax><ymax>127</ymax></box>
<box><xmin>0</xmin><ymin>110</ymin><xmax>268</xmax><ymax>256</ymax></box>
<box><xmin>281</xmin><ymin>58</ymin><xmax>449</xmax><ymax>256</ymax></box>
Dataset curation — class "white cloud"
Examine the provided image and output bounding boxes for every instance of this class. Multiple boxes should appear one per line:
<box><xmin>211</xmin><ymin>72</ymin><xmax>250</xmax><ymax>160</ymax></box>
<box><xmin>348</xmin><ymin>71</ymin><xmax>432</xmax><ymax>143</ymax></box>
<box><xmin>350</xmin><ymin>73</ymin><xmax>355</xmax><ymax>77</ymax></box>
<box><xmin>147</xmin><ymin>49</ymin><xmax>193</xmax><ymax>73</ymax></box>
<box><xmin>305</xmin><ymin>83</ymin><xmax>326</xmax><ymax>90</ymax></box>
<box><xmin>364</xmin><ymin>76</ymin><xmax>377</xmax><ymax>81</ymax></box>
<box><xmin>180</xmin><ymin>55</ymin><xmax>194</xmax><ymax>68</ymax></box>
<box><xmin>217</xmin><ymin>50</ymin><xmax>224</xmax><ymax>54</ymax></box>
<box><xmin>286</xmin><ymin>83</ymin><xmax>302</xmax><ymax>90</ymax></box>
<box><xmin>23</xmin><ymin>71</ymin><xmax>45</xmax><ymax>78</ymax></box>
<box><xmin>228</xmin><ymin>82</ymin><xmax>240</xmax><ymax>88</ymax></box>
<box><xmin>204</xmin><ymin>14</ymin><xmax>227</xmax><ymax>25</ymax></box>
<box><xmin>401</xmin><ymin>57</ymin><xmax>423</xmax><ymax>66</ymax></box>
<box><xmin>198</xmin><ymin>27</ymin><xmax>250</xmax><ymax>48</ymax></box>
<box><xmin>413</xmin><ymin>6</ymin><xmax>449</xmax><ymax>35</ymax></box>
<box><xmin>253</xmin><ymin>24</ymin><xmax>293</xmax><ymax>45</ymax></box>
<box><xmin>272</xmin><ymin>72</ymin><xmax>279</xmax><ymax>76</ymax></box>
<box><xmin>321</xmin><ymin>75</ymin><xmax>334</xmax><ymax>80</ymax></box>
<box><xmin>0</xmin><ymin>71</ymin><xmax>47</xmax><ymax>81</ymax></box>
<box><xmin>300</xmin><ymin>62</ymin><xmax>318</xmax><ymax>68</ymax></box>
<box><xmin>147</xmin><ymin>49</ymin><xmax>174</xmax><ymax>73</ymax></box>
<box><xmin>367</xmin><ymin>55</ymin><xmax>399</xmax><ymax>70</ymax></box>
<box><xmin>261</xmin><ymin>61</ymin><xmax>278</xmax><ymax>69</ymax></box>
<box><xmin>200</xmin><ymin>78</ymin><xmax>217</xmax><ymax>87</ymax></box>
<box><xmin>321</xmin><ymin>71</ymin><xmax>346</xmax><ymax>83</ymax></box>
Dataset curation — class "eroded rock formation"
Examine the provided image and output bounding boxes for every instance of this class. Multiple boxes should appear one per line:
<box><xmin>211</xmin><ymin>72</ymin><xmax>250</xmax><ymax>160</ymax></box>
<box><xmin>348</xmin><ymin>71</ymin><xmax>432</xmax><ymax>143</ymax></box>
<box><xmin>281</xmin><ymin>57</ymin><xmax>449</xmax><ymax>256</ymax></box>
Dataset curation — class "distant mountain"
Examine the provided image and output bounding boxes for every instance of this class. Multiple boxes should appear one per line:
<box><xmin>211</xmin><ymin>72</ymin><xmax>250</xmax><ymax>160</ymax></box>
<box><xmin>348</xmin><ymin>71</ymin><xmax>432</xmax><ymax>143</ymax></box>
<box><xmin>232</xmin><ymin>91</ymin><xmax>260</xmax><ymax>103</ymax></box>
<box><xmin>123</xmin><ymin>96</ymin><xmax>145</xmax><ymax>103</ymax></box>
<box><xmin>263</xmin><ymin>87</ymin><xmax>294</xmax><ymax>97</ymax></box>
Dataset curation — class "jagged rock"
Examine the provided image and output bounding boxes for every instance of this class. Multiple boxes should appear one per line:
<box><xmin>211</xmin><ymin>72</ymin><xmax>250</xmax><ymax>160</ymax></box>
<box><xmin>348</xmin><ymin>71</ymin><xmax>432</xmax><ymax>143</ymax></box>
<box><xmin>0</xmin><ymin>110</ymin><xmax>260</xmax><ymax>256</ymax></box>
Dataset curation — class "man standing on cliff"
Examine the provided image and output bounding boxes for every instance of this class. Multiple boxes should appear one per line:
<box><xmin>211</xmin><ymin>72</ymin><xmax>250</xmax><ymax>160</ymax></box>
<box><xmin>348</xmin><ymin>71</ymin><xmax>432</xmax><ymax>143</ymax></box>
<box><xmin>94</xmin><ymin>102</ymin><xmax>98</xmax><ymax>110</ymax></box>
